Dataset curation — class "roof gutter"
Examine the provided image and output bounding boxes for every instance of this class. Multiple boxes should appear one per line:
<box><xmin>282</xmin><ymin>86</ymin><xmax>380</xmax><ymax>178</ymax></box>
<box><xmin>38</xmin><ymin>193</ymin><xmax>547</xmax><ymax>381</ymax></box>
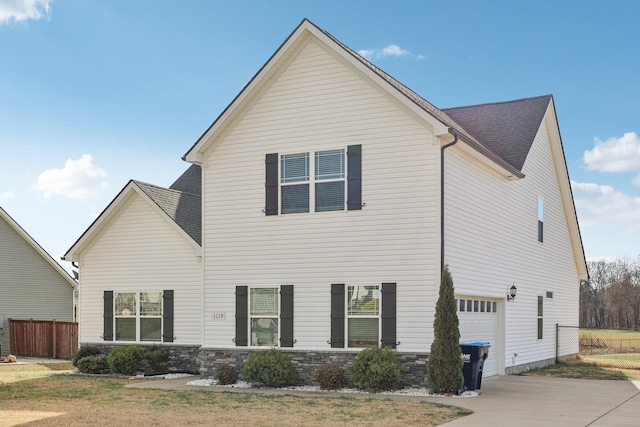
<box><xmin>441</xmin><ymin>130</ymin><xmax>458</xmax><ymax>273</ymax></box>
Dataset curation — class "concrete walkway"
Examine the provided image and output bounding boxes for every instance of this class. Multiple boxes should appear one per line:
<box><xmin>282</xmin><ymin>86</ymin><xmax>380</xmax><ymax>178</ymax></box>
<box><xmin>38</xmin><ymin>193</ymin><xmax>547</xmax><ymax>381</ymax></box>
<box><xmin>128</xmin><ymin>375</ymin><xmax>640</xmax><ymax>426</ymax></box>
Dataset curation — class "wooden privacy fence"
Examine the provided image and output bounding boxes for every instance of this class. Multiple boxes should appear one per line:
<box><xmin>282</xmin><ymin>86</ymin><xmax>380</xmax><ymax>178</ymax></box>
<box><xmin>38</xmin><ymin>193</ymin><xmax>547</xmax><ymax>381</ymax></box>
<box><xmin>9</xmin><ymin>319</ymin><xmax>78</xmax><ymax>359</ymax></box>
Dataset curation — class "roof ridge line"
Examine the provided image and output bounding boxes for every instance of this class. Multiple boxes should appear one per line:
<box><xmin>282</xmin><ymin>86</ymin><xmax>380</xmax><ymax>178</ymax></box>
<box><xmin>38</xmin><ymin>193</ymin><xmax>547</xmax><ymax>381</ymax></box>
<box><xmin>443</xmin><ymin>94</ymin><xmax>552</xmax><ymax>111</ymax></box>
<box><xmin>133</xmin><ymin>180</ymin><xmax>201</xmax><ymax>198</ymax></box>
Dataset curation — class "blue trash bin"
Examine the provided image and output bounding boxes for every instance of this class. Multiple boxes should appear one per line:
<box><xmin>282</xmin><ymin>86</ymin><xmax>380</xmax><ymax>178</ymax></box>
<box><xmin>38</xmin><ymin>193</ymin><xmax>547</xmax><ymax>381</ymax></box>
<box><xmin>459</xmin><ymin>341</ymin><xmax>491</xmax><ymax>391</ymax></box>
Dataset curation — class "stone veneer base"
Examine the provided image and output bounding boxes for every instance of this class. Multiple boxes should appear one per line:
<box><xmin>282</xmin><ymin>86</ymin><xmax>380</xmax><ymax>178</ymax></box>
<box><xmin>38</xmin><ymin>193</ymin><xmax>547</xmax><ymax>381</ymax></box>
<box><xmin>86</xmin><ymin>343</ymin><xmax>429</xmax><ymax>387</ymax></box>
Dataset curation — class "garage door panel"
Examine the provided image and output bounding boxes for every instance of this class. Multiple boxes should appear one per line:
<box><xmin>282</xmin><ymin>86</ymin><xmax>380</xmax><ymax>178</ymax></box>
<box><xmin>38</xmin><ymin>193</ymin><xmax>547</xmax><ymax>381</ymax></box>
<box><xmin>457</xmin><ymin>297</ymin><xmax>498</xmax><ymax>377</ymax></box>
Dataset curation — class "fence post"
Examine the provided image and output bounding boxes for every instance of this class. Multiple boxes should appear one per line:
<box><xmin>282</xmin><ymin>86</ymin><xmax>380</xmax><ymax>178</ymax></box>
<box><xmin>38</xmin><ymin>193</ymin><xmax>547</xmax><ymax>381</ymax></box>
<box><xmin>30</xmin><ymin>319</ymin><xmax>34</xmax><ymax>356</ymax></box>
<box><xmin>52</xmin><ymin>319</ymin><xmax>57</xmax><ymax>359</ymax></box>
<box><xmin>556</xmin><ymin>323</ymin><xmax>560</xmax><ymax>365</ymax></box>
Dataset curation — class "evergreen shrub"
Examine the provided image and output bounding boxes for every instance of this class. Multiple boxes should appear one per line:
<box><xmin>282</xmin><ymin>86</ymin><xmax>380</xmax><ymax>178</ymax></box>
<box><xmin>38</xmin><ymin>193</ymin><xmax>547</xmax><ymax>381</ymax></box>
<box><xmin>77</xmin><ymin>355</ymin><xmax>109</xmax><ymax>374</ymax></box>
<box><xmin>240</xmin><ymin>349</ymin><xmax>297</xmax><ymax>387</ymax></box>
<box><xmin>72</xmin><ymin>344</ymin><xmax>101</xmax><ymax>367</ymax></box>
<box><xmin>350</xmin><ymin>347</ymin><xmax>406</xmax><ymax>391</ymax></box>
<box><xmin>108</xmin><ymin>345</ymin><xmax>143</xmax><ymax>376</ymax></box>
<box><xmin>143</xmin><ymin>345</ymin><xmax>170</xmax><ymax>372</ymax></box>
<box><xmin>427</xmin><ymin>266</ymin><xmax>464</xmax><ymax>394</ymax></box>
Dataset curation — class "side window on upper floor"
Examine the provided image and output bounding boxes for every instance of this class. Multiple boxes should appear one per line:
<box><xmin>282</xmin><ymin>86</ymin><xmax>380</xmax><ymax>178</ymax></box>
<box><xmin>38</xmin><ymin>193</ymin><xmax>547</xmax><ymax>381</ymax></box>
<box><xmin>537</xmin><ymin>197</ymin><xmax>544</xmax><ymax>243</ymax></box>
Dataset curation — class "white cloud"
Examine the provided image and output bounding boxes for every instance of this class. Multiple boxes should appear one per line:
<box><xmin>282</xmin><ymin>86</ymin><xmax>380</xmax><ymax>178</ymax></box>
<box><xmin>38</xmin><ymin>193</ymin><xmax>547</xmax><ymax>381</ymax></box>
<box><xmin>583</xmin><ymin>132</ymin><xmax>640</xmax><ymax>174</ymax></box>
<box><xmin>0</xmin><ymin>191</ymin><xmax>15</xmax><ymax>200</ymax></box>
<box><xmin>571</xmin><ymin>181</ymin><xmax>640</xmax><ymax>230</ymax></box>
<box><xmin>0</xmin><ymin>0</ymin><xmax>52</xmax><ymax>24</ymax></box>
<box><xmin>32</xmin><ymin>154</ymin><xmax>108</xmax><ymax>200</ymax></box>
<box><xmin>358</xmin><ymin>44</ymin><xmax>418</xmax><ymax>60</ymax></box>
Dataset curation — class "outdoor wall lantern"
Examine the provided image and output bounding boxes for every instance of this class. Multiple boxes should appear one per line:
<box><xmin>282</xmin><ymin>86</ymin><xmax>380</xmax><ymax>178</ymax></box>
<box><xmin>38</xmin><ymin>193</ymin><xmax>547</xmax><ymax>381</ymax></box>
<box><xmin>507</xmin><ymin>284</ymin><xmax>517</xmax><ymax>302</ymax></box>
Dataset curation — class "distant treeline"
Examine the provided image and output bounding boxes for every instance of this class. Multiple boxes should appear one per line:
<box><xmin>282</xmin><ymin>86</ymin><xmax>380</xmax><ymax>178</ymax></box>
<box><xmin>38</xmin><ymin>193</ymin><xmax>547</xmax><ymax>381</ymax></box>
<box><xmin>580</xmin><ymin>257</ymin><xmax>640</xmax><ymax>330</ymax></box>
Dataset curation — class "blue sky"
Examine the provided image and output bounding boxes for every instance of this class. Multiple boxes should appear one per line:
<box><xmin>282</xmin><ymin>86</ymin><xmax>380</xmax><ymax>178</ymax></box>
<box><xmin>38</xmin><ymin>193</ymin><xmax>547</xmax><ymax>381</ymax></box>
<box><xmin>1</xmin><ymin>0</ymin><xmax>639</xmax><ymax>271</ymax></box>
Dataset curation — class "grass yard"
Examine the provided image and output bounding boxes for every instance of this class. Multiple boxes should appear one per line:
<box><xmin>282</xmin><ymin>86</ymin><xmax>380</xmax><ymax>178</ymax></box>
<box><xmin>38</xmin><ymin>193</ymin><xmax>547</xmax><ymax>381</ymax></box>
<box><xmin>580</xmin><ymin>329</ymin><xmax>640</xmax><ymax>352</ymax></box>
<box><xmin>0</xmin><ymin>362</ymin><xmax>74</xmax><ymax>385</ymax></box>
<box><xmin>522</xmin><ymin>358</ymin><xmax>640</xmax><ymax>381</ymax></box>
<box><xmin>0</xmin><ymin>366</ymin><xmax>471</xmax><ymax>427</ymax></box>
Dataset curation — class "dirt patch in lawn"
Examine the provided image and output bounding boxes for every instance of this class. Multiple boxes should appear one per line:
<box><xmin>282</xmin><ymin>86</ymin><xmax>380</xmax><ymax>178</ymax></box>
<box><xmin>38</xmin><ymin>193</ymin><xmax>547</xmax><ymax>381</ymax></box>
<box><xmin>0</xmin><ymin>375</ymin><xmax>471</xmax><ymax>426</ymax></box>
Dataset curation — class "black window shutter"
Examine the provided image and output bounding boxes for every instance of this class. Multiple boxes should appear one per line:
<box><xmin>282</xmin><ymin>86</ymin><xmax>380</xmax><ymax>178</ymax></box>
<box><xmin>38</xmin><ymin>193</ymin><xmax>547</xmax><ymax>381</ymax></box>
<box><xmin>235</xmin><ymin>286</ymin><xmax>248</xmax><ymax>346</ymax></box>
<box><xmin>347</xmin><ymin>145</ymin><xmax>362</xmax><ymax>210</ymax></box>
<box><xmin>330</xmin><ymin>284</ymin><xmax>345</xmax><ymax>348</ymax></box>
<box><xmin>265</xmin><ymin>153</ymin><xmax>279</xmax><ymax>216</ymax></box>
<box><xmin>381</xmin><ymin>283</ymin><xmax>397</xmax><ymax>349</ymax></box>
<box><xmin>538</xmin><ymin>220</ymin><xmax>544</xmax><ymax>243</ymax></box>
<box><xmin>280</xmin><ymin>285</ymin><xmax>294</xmax><ymax>347</ymax></box>
<box><xmin>103</xmin><ymin>291</ymin><xmax>113</xmax><ymax>341</ymax></box>
<box><xmin>163</xmin><ymin>290</ymin><xmax>174</xmax><ymax>343</ymax></box>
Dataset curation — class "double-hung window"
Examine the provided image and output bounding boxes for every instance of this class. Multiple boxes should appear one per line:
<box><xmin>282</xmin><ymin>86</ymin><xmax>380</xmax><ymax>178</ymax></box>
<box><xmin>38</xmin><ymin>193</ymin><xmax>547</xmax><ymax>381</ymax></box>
<box><xmin>281</xmin><ymin>153</ymin><xmax>310</xmax><ymax>214</ymax></box>
<box><xmin>235</xmin><ymin>285</ymin><xmax>294</xmax><ymax>348</ymax></box>
<box><xmin>250</xmin><ymin>287</ymin><xmax>279</xmax><ymax>346</ymax></box>
<box><xmin>347</xmin><ymin>285</ymin><xmax>380</xmax><ymax>347</ymax></box>
<box><xmin>280</xmin><ymin>149</ymin><xmax>345</xmax><ymax>214</ymax></box>
<box><xmin>315</xmin><ymin>149</ymin><xmax>345</xmax><ymax>212</ymax></box>
<box><xmin>330</xmin><ymin>282</ymin><xmax>396</xmax><ymax>349</ymax></box>
<box><xmin>114</xmin><ymin>291</ymin><xmax>163</xmax><ymax>342</ymax></box>
<box><xmin>265</xmin><ymin>145</ymin><xmax>361</xmax><ymax>216</ymax></box>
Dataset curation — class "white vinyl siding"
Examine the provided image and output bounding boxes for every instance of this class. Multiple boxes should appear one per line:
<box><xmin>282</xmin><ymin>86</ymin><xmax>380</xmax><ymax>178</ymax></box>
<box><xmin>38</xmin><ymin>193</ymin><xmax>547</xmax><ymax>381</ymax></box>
<box><xmin>79</xmin><ymin>194</ymin><xmax>202</xmax><ymax>345</ymax></box>
<box><xmin>0</xmin><ymin>215</ymin><xmax>74</xmax><ymax>354</ymax></box>
<box><xmin>445</xmin><ymin>115</ymin><xmax>579</xmax><ymax>372</ymax></box>
<box><xmin>202</xmin><ymin>39</ymin><xmax>440</xmax><ymax>352</ymax></box>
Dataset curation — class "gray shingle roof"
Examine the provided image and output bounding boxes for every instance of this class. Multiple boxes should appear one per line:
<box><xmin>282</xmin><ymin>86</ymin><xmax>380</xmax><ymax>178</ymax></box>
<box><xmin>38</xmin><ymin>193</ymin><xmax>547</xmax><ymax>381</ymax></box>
<box><xmin>310</xmin><ymin>19</ymin><xmax>547</xmax><ymax>175</ymax></box>
<box><xmin>169</xmin><ymin>164</ymin><xmax>201</xmax><ymax>195</ymax></box>
<box><xmin>443</xmin><ymin>95</ymin><xmax>552</xmax><ymax>171</ymax></box>
<box><xmin>135</xmin><ymin>179</ymin><xmax>201</xmax><ymax>245</ymax></box>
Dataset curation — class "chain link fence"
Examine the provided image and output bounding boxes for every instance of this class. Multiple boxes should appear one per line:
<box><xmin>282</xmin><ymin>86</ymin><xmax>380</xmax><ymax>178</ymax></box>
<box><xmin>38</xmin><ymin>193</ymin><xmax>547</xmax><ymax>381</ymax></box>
<box><xmin>557</xmin><ymin>325</ymin><xmax>640</xmax><ymax>369</ymax></box>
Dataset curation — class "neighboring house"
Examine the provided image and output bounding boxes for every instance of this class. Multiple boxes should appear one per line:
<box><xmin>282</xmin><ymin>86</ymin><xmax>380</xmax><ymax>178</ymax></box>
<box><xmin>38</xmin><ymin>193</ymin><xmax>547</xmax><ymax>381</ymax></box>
<box><xmin>64</xmin><ymin>19</ymin><xmax>588</xmax><ymax>383</ymax></box>
<box><xmin>0</xmin><ymin>207</ymin><xmax>76</xmax><ymax>356</ymax></box>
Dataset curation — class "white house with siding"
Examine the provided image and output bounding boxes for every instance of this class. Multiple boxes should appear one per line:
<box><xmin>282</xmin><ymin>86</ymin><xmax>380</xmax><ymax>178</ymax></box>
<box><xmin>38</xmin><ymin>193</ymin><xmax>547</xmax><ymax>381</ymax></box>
<box><xmin>0</xmin><ymin>207</ymin><xmax>76</xmax><ymax>355</ymax></box>
<box><xmin>64</xmin><ymin>19</ymin><xmax>587</xmax><ymax>382</ymax></box>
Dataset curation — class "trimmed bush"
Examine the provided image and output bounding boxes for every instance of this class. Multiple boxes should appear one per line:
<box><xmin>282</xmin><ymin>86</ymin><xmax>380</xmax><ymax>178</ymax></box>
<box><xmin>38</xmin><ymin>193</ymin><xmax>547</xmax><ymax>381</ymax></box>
<box><xmin>214</xmin><ymin>363</ymin><xmax>238</xmax><ymax>385</ymax></box>
<box><xmin>108</xmin><ymin>345</ymin><xmax>143</xmax><ymax>376</ymax></box>
<box><xmin>350</xmin><ymin>347</ymin><xmax>406</xmax><ymax>392</ymax></box>
<box><xmin>315</xmin><ymin>362</ymin><xmax>345</xmax><ymax>390</ymax></box>
<box><xmin>144</xmin><ymin>345</ymin><xmax>170</xmax><ymax>372</ymax></box>
<box><xmin>240</xmin><ymin>349</ymin><xmax>297</xmax><ymax>387</ymax></box>
<box><xmin>72</xmin><ymin>344</ymin><xmax>102</xmax><ymax>367</ymax></box>
<box><xmin>77</xmin><ymin>355</ymin><xmax>109</xmax><ymax>374</ymax></box>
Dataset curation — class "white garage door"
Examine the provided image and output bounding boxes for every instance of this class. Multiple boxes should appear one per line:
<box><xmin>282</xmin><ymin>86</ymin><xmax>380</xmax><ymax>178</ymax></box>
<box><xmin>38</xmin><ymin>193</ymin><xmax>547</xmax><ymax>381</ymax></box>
<box><xmin>457</xmin><ymin>298</ymin><xmax>499</xmax><ymax>377</ymax></box>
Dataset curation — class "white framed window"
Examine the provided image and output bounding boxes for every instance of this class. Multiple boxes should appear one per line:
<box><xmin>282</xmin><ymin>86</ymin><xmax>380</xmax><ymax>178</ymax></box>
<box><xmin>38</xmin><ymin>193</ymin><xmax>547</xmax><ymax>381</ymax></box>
<box><xmin>537</xmin><ymin>295</ymin><xmax>544</xmax><ymax>340</ymax></box>
<box><xmin>538</xmin><ymin>197</ymin><xmax>544</xmax><ymax>243</ymax></box>
<box><xmin>280</xmin><ymin>149</ymin><xmax>346</xmax><ymax>214</ymax></box>
<box><xmin>347</xmin><ymin>285</ymin><xmax>380</xmax><ymax>348</ymax></box>
<box><xmin>114</xmin><ymin>291</ymin><xmax>162</xmax><ymax>342</ymax></box>
<box><xmin>249</xmin><ymin>287</ymin><xmax>279</xmax><ymax>346</ymax></box>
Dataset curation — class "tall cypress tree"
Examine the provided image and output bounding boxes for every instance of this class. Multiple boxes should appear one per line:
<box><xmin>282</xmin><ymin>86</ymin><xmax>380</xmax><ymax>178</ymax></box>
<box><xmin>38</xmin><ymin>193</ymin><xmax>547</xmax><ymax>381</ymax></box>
<box><xmin>427</xmin><ymin>265</ymin><xmax>464</xmax><ymax>393</ymax></box>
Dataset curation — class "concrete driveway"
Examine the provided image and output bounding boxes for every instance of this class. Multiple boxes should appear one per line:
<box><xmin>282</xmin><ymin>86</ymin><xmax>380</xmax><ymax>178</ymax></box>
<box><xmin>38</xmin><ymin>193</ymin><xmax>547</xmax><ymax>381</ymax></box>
<box><xmin>435</xmin><ymin>375</ymin><xmax>640</xmax><ymax>427</ymax></box>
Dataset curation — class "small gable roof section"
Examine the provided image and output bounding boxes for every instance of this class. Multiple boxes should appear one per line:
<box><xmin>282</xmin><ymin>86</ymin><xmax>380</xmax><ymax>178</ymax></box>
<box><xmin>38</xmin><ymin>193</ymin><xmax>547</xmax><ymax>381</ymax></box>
<box><xmin>443</xmin><ymin>95</ymin><xmax>553</xmax><ymax>172</ymax></box>
<box><xmin>64</xmin><ymin>166</ymin><xmax>202</xmax><ymax>263</ymax></box>
<box><xmin>0</xmin><ymin>207</ymin><xmax>76</xmax><ymax>290</ymax></box>
<box><xmin>136</xmin><ymin>181</ymin><xmax>202</xmax><ymax>245</ymax></box>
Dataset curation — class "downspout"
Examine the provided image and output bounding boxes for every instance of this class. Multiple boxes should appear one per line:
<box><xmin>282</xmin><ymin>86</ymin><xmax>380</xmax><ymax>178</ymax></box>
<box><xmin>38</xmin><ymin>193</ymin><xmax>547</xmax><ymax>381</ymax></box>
<box><xmin>441</xmin><ymin>130</ymin><xmax>458</xmax><ymax>273</ymax></box>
